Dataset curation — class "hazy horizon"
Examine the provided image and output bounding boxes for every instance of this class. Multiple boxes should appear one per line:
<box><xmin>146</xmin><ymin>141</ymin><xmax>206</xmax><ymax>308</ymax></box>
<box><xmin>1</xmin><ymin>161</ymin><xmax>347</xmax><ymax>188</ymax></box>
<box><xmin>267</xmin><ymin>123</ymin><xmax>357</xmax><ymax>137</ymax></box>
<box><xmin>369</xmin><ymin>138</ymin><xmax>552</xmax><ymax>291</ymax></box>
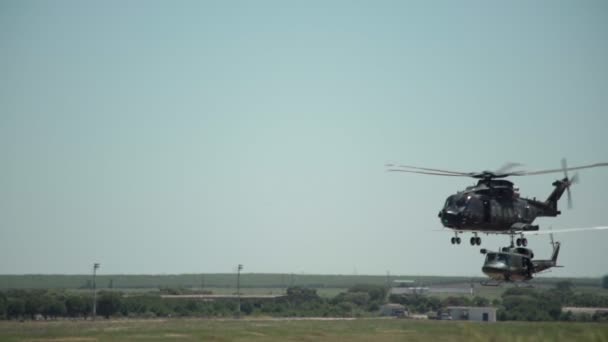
<box><xmin>2</xmin><ymin>0</ymin><xmax>607</xmax><ymax>277</ymax></box>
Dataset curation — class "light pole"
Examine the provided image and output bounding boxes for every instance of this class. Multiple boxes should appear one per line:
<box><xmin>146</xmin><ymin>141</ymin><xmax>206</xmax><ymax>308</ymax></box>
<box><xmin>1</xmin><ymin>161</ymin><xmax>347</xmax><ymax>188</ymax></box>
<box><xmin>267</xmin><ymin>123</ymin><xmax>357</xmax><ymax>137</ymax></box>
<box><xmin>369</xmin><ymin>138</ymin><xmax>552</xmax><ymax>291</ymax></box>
<box><xmin>237</xmin><ymin>264</ymin><xmax>243</xmax><ymax>317</ymax></box>
<box><xmin>92</xmin><ymin>263</ymin><xmax>100</xmax><ymax>320</ymax></box>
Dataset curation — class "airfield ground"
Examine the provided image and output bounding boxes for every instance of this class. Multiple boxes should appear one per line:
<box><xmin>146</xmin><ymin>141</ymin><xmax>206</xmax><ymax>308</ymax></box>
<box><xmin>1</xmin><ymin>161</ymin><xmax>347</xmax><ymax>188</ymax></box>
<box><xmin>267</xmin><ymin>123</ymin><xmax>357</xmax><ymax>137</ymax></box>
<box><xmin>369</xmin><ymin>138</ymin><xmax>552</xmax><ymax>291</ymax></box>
<box><xmin>0</xmin><ymin>318</ymin><xmax>607</xmax><ymax>342</ymax></box>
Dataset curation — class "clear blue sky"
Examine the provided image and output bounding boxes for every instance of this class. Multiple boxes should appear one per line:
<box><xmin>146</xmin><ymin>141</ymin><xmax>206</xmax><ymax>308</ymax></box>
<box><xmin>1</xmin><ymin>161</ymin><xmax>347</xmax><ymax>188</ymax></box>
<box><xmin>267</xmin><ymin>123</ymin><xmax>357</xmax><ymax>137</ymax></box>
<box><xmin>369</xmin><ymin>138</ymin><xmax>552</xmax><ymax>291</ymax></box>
<box><xmin>1</xmin><ymin>0</ymin><xmax>607</xmax><ymax>277</ymax></box>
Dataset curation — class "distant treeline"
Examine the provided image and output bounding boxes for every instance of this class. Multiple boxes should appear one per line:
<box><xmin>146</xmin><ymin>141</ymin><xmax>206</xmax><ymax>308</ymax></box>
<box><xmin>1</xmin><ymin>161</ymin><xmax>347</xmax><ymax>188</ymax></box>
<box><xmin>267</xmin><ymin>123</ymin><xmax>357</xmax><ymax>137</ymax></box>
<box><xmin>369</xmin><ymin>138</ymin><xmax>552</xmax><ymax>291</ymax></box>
<box><xmin>0</xmin><ymin>285</ymin><xmax>391</xmax><ymax>320</ymax></box>
<box><xmin>0</xmin><ymin>274</ymin><xmax>602</xmax><ymax>290</ymax></box>
<box><xmin>1</xmin><ymin>282</ymin><xmax>607</xmax><ymax>322</ymax></box>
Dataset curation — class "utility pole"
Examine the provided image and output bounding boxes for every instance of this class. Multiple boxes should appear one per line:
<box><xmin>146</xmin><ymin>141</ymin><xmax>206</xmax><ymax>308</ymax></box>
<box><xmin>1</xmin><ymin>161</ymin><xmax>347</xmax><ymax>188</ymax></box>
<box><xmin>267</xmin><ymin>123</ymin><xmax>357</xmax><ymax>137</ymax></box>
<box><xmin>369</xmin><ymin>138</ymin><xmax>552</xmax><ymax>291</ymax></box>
<box><xmin>237</xmin><ymin>264</ymin><xmax>243</xmax><ymax>318</ymax></box>
<box><xmin>92</xmin><ymin>263</ymin><xmax>100</xmax><ymax>320</ymax></box>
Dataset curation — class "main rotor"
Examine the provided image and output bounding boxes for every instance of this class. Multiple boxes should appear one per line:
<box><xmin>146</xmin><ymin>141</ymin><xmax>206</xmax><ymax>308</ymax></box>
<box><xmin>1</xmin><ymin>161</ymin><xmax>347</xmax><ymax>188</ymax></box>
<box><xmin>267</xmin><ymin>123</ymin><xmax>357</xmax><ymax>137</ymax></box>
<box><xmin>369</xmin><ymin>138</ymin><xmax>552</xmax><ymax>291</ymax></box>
<box><xmin>386</xmin><ymin>159</ymin><xmax>608</xmax><ymax>182</ymax></box>
<box><xmin>387</xmin><ymin>159</ymin><xmax>608</xmax><ymax>208</ymax></box>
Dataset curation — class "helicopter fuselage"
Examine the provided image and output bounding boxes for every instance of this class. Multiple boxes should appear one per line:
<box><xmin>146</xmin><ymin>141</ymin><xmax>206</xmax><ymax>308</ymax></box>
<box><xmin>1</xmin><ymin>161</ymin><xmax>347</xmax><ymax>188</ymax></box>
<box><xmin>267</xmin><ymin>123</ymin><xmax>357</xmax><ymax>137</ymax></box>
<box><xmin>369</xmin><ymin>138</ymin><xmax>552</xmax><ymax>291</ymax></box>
<box><xmin>438</xmin><ymin>179</ymin><xmax>567</xmax><ymax>234</ymax></box>
<box><xmin>481</xmin><ymin>248</ymin><xmax>533</xmax><ymax>282</ymax></box>
<box><xmin>480</xmin><ymin>243</ymin><xmax>560</xmax><ymax>282</ymax></box>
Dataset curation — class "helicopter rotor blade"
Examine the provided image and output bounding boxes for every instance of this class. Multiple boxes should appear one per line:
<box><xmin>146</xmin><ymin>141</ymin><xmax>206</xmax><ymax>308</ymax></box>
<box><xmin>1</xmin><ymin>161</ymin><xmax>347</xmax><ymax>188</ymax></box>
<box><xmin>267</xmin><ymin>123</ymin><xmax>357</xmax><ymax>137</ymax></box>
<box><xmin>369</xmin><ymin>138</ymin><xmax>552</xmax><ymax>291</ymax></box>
<box><xmin>566</xmin><ymin>172</ymin><xmax>579</xmax><ymax>209</ymax></box>
<box><xmin>514</xmin><ymin>162</ymin><xmax>608</xmax><ymax>176</ymax></box>
<box><xmin>494</xmin><ymin>162</ymin><xmax>524</xmax><ymax>175</ymax></box>
<box><xmin>562</xmin><ymin>158</ymin><xmax>573</xmax><ymax>209</ymax></box>
<box><xmin>570</xmin><ymin>172</ymin><xmax>580</xmax><ymax>184</ymax></box>
<box><xmin>386</xmin><ymin>168</ymin><xmax>467</xmax><ymax>177</ymax></box>
<box><xmin>385</xmin><ymin>164</ymin><xmax>471</xmax><ymax>176</ymax></box>
<box><xmin>561</xmin><ymin>158</ymin><xmax>569</xmax><ymax>179</ymax></box>
<box><xmin>522</xmin><ymin>226</ymin><xmax>608</xmax><ymax>236</ymax></box>
<box><xmin>386</xmin><ymin>161</ymin><xmax>608</xmax><ymax>180</ymax></box>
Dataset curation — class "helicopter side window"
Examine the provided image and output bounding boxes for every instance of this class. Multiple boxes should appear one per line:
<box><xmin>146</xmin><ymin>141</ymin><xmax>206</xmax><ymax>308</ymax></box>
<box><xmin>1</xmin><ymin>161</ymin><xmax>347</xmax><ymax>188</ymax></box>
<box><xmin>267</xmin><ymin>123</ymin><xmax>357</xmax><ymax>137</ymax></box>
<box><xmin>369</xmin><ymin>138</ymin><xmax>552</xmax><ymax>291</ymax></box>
<box><xmin>485</xmin><ymin>253</ymin><xmax>497</xmax><ymax>262</ymax></box>
<box><xmin>524</xmin><ymin>206</ymin><xmax>531</xmax><ymax>220</ymax></box>
<box><xmin>464</xmin><ymin>197</ymin><xmax>483</xmax><ymax>221</ymax></box>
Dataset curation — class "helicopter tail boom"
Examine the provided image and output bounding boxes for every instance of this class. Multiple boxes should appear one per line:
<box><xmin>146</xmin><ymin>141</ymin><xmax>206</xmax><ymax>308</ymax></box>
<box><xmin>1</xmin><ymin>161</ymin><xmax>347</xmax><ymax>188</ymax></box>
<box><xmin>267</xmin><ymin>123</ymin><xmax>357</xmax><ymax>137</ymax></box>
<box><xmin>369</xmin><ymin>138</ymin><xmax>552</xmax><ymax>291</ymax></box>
<box><xmin>544</xmin><ymin>178</ymin><xmax>571</xmax><ymax>214</ymax></box>
<box><xmin>530</xmin><ymin>240</ymin><xmax>561</xmax><ymax>274</ymax></box>
<box><xmin>551</xmin><ymin>241</ymin><xmax>561</xmax><ymax>264</ymax></box>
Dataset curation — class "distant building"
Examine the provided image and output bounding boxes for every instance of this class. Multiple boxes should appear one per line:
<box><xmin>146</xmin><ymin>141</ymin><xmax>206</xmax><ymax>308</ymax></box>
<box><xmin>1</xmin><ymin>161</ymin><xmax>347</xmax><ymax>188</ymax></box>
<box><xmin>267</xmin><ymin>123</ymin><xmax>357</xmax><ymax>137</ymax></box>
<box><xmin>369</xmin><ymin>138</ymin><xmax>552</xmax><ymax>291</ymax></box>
<box><xmin>445</xmin><ymin>306</ymin><xmax>496</xmax><ymax>322</ymax></box>
<box><xmin>380</xmin><ymin>303</ymin><xmax>408</xmax><ymax>317</ymax></box>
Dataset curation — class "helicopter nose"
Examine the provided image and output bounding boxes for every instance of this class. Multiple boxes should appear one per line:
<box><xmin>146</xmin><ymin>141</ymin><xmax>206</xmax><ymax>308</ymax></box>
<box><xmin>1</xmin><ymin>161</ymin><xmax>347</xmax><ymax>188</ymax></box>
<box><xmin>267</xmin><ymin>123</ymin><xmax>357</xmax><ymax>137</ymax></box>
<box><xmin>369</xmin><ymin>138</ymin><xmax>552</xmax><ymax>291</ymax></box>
<box><xmin>482</xmin><ymin>263</ymin><xmax>508</xmax><ymax>280</ymax></box>
<box><xmin>440</xmin><ymin>210</ymin><xmax>461</xmax><ymax>227</ymax></box>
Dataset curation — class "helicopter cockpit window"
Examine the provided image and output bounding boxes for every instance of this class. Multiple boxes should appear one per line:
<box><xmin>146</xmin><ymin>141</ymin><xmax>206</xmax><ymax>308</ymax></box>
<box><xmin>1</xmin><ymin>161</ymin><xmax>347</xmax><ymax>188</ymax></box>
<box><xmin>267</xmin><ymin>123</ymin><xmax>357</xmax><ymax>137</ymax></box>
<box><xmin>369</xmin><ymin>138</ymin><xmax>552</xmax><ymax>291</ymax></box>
<box><xmin>444</xmin><ymin>196</ymin><xmax>456</xmax><ymax>209</ymax></box>
<box><xmin>455</xmin><ymin>196</ymin><xmax>468</xmax><ymax>207</ymax></box>
<box><xmin>486</xmin><ymin>253</ymin><xmax>509</xmax><ymax>264</ymax></box>
<box><xmin>496</xmin><ymin>253</ymin><xmax>510</xmax><ymax>264</ymax></box>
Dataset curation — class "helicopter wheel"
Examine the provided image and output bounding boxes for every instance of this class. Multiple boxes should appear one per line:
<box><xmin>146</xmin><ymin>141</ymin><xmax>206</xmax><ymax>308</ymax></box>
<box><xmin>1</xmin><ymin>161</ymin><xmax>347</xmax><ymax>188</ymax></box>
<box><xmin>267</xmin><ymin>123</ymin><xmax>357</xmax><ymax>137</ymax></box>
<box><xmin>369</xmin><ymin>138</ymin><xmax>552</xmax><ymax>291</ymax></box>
<box><xmin>456</xmin><ymin>237</ymin><xmax>461</xmax><ymax>244</ymax></box>
<box><xmin>470</xmin><ymin>237</ymin><xmax>476</xmax><ymax>246</ymax></box>
<box><xmin>476</xmin><ymin>237</ymin><xmax>481</xmax><ymax>245</ymax></box>
<box><xmin>516</xmin><ymin>238</ymin><xmax>522</xmax><ymax>247</ymax></box>
<box><xmin>451</xmin><ymin>237</ymin><xmax>455</xmax><ymax>244</ymax></box>
<box><xmin>522</xmin><ymin>238</ymin><xmax>528</xmax><ymax>247</ymax></box>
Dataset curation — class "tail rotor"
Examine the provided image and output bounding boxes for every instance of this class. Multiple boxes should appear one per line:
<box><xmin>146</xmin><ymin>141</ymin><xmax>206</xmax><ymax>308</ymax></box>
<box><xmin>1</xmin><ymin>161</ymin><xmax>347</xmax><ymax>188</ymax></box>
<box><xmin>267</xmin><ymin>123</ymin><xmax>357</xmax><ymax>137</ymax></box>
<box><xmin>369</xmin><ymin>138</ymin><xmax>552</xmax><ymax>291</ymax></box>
<box><xmin>561</xmin><ymin>158</ymin><xmax>579</xmax><ymax>209</ymax></box>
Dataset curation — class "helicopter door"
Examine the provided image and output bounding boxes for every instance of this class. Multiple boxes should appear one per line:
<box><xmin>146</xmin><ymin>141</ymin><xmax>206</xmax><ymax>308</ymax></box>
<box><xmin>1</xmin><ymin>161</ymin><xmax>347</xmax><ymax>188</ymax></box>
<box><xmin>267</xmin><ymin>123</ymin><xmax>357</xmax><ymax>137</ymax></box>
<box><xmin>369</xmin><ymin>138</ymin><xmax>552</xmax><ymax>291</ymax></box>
<box><xmin>483</xmin><ymin>200</ymin><xmax>491</xmax><ymax>223</ymax></box>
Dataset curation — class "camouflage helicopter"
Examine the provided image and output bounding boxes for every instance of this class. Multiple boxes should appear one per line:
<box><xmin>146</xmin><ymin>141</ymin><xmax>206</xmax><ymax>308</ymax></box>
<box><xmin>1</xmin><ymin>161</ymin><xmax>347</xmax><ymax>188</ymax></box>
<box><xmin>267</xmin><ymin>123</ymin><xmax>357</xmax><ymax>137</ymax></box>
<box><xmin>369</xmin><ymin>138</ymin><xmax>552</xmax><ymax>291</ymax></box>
<box><xmin>480</xmin><ymin>237</ymin><xmax>560</xmax><ymax>283</ymax></box>
<box><xmin>479</xmin><ymin>226</ymin><xmax>608</xmax><ymax>283</ymax></box>
<box><xmin>387</xmin><ymin>159</ymin><xmax>608</xmax><ymax>246</ymax></box>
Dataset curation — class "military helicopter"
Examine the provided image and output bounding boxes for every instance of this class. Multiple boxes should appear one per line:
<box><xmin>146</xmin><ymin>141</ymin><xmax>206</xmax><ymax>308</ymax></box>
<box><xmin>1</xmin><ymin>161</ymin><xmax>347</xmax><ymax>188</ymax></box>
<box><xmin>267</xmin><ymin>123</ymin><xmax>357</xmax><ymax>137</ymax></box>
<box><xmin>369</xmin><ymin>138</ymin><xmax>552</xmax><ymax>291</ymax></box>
<box><xmin>480</xmin><ymin>226</ymin><xmax>608</xmax><ymax>283</ymax></box>
<box><xmin>480</xmin><ymin>237</ymin><xmax>560</xmax><ymax>283</ymax></box>
<box><xmin>387</xmin><ymin>159</ymin><xmax>608</xmax><ymax>246</ymax></box>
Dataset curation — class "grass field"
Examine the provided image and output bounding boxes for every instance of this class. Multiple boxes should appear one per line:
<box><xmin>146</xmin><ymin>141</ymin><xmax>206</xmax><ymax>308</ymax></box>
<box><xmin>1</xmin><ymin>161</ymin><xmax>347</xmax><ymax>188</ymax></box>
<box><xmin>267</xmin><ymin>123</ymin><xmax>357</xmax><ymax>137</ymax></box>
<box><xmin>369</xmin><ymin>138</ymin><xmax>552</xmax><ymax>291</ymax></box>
<box><xmin>0</xmin><ymin>318</ymin><xmax>607</xmax><ymax>342</ymax></box>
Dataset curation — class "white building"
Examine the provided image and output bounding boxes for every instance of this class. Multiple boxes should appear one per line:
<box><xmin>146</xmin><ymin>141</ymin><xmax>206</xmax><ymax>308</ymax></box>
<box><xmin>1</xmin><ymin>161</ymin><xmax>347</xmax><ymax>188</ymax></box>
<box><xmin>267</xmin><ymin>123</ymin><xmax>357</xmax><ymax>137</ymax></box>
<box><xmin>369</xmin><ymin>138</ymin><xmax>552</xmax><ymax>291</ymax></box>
<box><xmin>445</xmin><ymin>306</ymin><xmax>496</xmax><ymax>322</ymax></box>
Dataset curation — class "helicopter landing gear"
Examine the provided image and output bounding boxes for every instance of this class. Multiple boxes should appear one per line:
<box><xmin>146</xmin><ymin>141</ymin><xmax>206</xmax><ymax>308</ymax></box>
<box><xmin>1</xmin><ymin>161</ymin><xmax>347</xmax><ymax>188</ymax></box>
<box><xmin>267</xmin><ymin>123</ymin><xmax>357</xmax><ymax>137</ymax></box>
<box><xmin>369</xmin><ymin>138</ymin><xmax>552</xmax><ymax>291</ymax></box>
<box><xmin>516</xmin><ymin>237</ymin><xmax>528</xmax><ymax>247</ymax></box>
<box><xmin>509</xmin><ymin>232</ymin><xmax>527</xmax><ymax>247</ymax></box>
<box><xmin>451</xmin><ymin>234</ymin><xmax>461</xmax><ymax>245</ymax></box>
<box><xmin>470</xmin><ymin>234</ymin><xmax>481</xmax><ymax>246</ymax></box>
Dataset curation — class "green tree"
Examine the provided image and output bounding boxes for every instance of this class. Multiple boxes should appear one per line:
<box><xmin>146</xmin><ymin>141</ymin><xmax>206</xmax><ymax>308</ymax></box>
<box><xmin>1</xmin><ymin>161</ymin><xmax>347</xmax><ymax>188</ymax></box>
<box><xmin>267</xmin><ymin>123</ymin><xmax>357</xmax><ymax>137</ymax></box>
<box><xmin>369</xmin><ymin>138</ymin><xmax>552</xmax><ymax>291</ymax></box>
<box><xmin>473</xmin><ymin>296</ymin><xmax>490</xmax><ymax>307</ymax></box>
<box><xmin>0</xmin><ymin>292</ymin><xmax>6</xmax><ymax>319</ymax></box>
<box><xmin>97</xmin><ymin>292</ymin><xmax>122</xmax><ymax>318</ymax></box>
<box><xmin>241</xmin><ymin>301</ymin><xmax>254</xmax><ymax>315</ymax></box>
<box><xmin>24</xmin><ymin>294</ymin><xmax>45</xmax><ymax>318</ymax></box>
<box><xmin>348</xmin><ymin>284</ymin><xmax>388</xmax><ymax>302</ymax></box>
<box><xmin>334</xmin><ymin>292</ymin><xmax>370</xmax><ymax>306</ymax></box>
<box><xmin>602</xmin><ymin>275</ymin><xmax>608</xmax><ymax>289</ymax></box>
<box><xmin>555</xmin><ymin>281</ymin><xmax>573</xmax><ymax>292</ymax></box>
<box><xmin>43</xmin><ymin>299</ymin><xmax>67</xmax><ymax>318</ymax></box>
<box><xmin>66</xmin><ymin>295</ymin><xmax>90</xmax><ymax>317</ymax></box>
<box><xmin>442</xmin><ymin>296</ymin><xmax>472</xmax><ymax>307</ymax></box>
<box><xmin>7</xmin><ymin>298</ymin><xmax>25</xmax><ymax>319</ymax></box>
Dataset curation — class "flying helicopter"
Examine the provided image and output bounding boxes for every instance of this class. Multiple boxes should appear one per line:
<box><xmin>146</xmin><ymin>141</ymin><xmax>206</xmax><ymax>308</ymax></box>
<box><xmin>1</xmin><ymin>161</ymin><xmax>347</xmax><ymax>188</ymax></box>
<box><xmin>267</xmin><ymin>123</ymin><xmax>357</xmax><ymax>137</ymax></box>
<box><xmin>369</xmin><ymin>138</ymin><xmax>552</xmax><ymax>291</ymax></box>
<box><xmin>479</xmin><ymin>237</ymin><xmax>560</xmax><ymax>283</ymax></box>
<box><xmin>387</xmin><ymin>159</ymin><xmax>608</xmax><ymax>246</ymax></box>
<box><xmin>479</xmin><ymin>225</ymin><xmax>608</xmax><ymax>283</ymax></box>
